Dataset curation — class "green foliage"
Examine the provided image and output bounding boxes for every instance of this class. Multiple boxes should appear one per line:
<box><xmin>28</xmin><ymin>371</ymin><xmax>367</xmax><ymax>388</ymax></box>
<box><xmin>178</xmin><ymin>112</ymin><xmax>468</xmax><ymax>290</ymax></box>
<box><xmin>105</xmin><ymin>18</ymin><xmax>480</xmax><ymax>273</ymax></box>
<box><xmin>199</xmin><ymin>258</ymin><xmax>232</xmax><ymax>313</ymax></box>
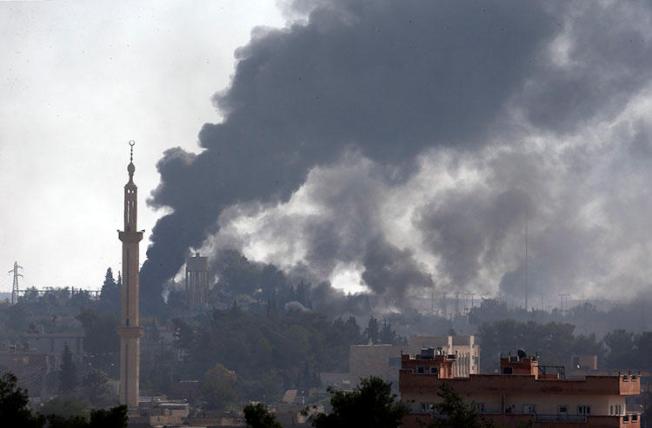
<box><xmin>98</xmin><ymin>268</ymin><xmax>120</xmax><ymax>314</ymax></box>
<box><xmin>46</xmin><ymin>414</ymin><xmax>89</xmax><ymax>428</ymax></box>
<box><xmin>428</xmin><ymin>383</ymin><xmax>493</xmax><ymax>428</ymax></box>
<box><xmin>40</xmin><ymin>397</ymin><xmax>88</xmax><ymax>419</ymax></box>
<box><xmin>379</xmin><ymin>319</ymin><xmax>400</xmax><ymax>345</ymax></box>
<box><xmin>81</xmin><ymin>369</ymin><xmax>114</xmax><ymax>407</ymax></box>
<box><xmin>42</xmin><ymin>405</ymin><xmax>128</xmax><ymax>428</ymax></box>
<box><xmin>59</xmin><ymin>343</ymin><xmax>78</xmax><ymax>394</ymax></box>
<box><xmin>364</xmin><ymin>317</ymin><xmax>379</xmax><ymax>344</ymax></box>
<box><xmin>174</xmin><ymin>309</ymin><xmax>365</xmax><ymax>402</ymax></box>
<box><xmin>243</xmin><ymin>403</ymin><xmax>283</xmax><ymax>428</ymax></box>
<box><xmin>603</xmin><ymin>329</ymin><xmax>636</xmax><ymax>368</ymax></box>
<box><xmin>603</xmin><ymin>329</ymin><xmax>652</xmax><ymax>369</ymax></box>
<box><xmin>201</xmin><ymin>363</ymin><xmax>238</xmax><ymax>411</ymax></box>
<box><xmin>478</xmin><ymin>320</ymin><xmax>601</xmax><ymax>371</ymax></box>
<box><xmin>87</xmin><ymin>405</ymin><xmax>128</xmax><ymax>428</ymax></box>
<box><xmin>76</xmin><ymin>310</ymin><xmax>119</xmax><ymax>375</ymax></box>
<box><xmin>310</xmin><ymin>377</ymin><xmax>408</xmax><ymax>428</ymax></box>
<box><xmin>0</xmin><ymin>372</ymin><xmax>45</xmax><ymax>428</ymax></box>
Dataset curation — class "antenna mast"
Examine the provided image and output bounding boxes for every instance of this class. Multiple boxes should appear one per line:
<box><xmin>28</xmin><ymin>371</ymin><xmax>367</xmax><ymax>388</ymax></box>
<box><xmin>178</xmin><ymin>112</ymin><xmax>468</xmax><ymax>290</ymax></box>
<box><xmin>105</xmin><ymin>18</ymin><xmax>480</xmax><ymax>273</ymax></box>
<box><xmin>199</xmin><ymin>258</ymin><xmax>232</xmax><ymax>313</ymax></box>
<box><xmin>525</xmin><ymin>217</ymin><xmax>528</xmax><ymax>311</ymax></box>
<box><xmin>8</xmin><ymin>261</ymin><xmax>23</xmax><ymax>305</ymax></box>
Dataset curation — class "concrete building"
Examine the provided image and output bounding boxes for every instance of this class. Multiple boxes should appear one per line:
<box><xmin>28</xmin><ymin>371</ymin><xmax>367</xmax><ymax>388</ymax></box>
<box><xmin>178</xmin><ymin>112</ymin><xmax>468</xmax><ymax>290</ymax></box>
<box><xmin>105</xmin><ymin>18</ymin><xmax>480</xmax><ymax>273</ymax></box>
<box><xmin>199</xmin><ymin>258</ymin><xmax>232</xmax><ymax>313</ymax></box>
<box><xmin>0</xmin><ymin>348</ymin><xmax>53</xmax><ymax>400</ymax></box>
<box><xmin>345</xmin><ymin>335</ymin><xmax>480</xmax><ymax>390</ymax></box>
<box><xmin>0</xmin><ymin>332</ymin><xmax>84</xmax><ymax>366</ymax></box>
<box><xmin>406</xmin><ymin>336</ymin><xmax>479</xmax><ymax>377</ymax></box>
<box><xmin>400</xmin><ymin>349</ymin><xmax>641</xmax><ymax>428</ymax></box>
<box><xmin>185</xmin><ymin>253</ymin><xmax>209</xmax><ymax>307</ymax></box>
<box><xmin>138</xmin><ymin>396</ymin><xmax>190</xmax><ymax>427</ymax></box>
<box><xmin>117</xmin><ymin>141</ymin><xmax>143</xmax><ymax>410</ymax></box>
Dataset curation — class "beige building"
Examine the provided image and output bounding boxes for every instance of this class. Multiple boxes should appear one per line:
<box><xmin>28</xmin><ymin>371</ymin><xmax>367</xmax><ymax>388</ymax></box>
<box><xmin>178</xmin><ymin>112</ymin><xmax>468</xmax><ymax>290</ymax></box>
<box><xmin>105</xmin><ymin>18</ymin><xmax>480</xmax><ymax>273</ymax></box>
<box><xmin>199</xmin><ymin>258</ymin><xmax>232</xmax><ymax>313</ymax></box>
<box><xmin>138</xmin><ymin>396</ymin><xmax>190</xmax><ymax>426</ymax></box>
<box><xmin>400</xmin><ymin>350</ymin><xmax>640</xmax><ymax>428</ymax></box>
<box><xmin>345</xmin><ymin>335</ymin><xmax>480</xmax><ymax>390</ymax></box>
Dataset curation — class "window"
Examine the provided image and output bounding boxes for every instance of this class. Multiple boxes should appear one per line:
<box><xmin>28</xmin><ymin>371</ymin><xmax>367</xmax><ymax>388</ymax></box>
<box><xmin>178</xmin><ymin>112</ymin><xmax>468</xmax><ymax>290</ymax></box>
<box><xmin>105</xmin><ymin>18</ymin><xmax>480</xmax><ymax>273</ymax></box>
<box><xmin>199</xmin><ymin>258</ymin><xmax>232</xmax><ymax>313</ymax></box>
<box><xmin>577</xmin><ymin>405</ymin><xmax>591</xmax><ymax>415</ymax></box>
<box><xmin>417</xmin><ymin>366</ymin><xmax>425</xmax><ymax>374</ymax></box>
<box><xmin>558</xmin><ymin>405</ymin><xmax>568</xmax><ymax>414</ymax></box>
<box><xmin>430</xmin><ymin>367</ymin><xmax>438</xmax><ymax>375</ymax></box>
<box><xmin>522</xmin><ymin>404</ymin><xmax>536</xmax><ymax>414</ymax></box>
<box><xmin>502</xmin><ymin>367</ymin><xmax>513</xmax><ymax>374</ymax></box>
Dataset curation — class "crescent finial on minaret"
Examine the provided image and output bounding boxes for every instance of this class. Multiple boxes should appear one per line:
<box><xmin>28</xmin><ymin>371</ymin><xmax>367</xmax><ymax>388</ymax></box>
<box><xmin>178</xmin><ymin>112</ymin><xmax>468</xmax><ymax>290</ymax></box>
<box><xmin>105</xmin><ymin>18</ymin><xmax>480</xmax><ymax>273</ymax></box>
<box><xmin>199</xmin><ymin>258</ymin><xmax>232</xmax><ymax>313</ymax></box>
<box><xmin>128</xmin><ymin>140</ymin><xmax>136</xmax><ymax>179</ymax></box>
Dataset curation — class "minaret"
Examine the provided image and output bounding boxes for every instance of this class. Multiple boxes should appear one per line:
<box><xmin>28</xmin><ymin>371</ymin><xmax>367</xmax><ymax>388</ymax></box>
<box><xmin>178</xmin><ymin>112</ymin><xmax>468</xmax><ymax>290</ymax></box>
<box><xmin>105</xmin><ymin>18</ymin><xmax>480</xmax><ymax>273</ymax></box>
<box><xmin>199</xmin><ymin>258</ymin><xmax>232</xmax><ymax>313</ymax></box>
<box><xmin>117</xmin><ymin>141</ymin><xmax>143</xmax><ymax>410</ymax></box>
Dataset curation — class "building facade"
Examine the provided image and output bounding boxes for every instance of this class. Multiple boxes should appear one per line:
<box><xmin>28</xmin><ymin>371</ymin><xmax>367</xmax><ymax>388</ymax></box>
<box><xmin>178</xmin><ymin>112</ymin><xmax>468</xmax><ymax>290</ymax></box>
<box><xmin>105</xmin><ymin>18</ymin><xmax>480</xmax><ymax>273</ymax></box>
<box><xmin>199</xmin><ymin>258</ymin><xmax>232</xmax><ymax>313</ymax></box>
<box><xmin>347</xmin><ymin>335</ymin><xmax>480</xmax><ymax>390</ymax></box>
<box><xmin>400</xmin><ymin>350</ymin><xmax>641</xmax><ymax>428</ymax></box>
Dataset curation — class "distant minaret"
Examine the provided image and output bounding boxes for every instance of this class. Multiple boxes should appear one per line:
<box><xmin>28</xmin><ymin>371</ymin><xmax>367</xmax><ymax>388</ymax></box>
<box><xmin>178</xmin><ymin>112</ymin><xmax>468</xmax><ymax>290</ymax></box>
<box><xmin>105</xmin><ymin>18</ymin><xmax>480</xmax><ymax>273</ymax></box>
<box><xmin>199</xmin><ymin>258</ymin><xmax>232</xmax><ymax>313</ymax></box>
<box><xmin>117</xmin><ymin>141</ymin><xmax>143</xmax><ymax>410</ymax></box>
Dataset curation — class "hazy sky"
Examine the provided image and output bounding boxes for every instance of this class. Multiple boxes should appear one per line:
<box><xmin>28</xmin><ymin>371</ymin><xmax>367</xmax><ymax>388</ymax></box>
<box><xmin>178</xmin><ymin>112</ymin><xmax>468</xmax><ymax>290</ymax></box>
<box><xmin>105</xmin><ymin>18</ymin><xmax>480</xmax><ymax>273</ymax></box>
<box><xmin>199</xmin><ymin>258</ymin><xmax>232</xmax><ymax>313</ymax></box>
<box><xmin>0</xmin><ymin>1</ymin><xmax>283</xmax><ymax>291</ymax></box>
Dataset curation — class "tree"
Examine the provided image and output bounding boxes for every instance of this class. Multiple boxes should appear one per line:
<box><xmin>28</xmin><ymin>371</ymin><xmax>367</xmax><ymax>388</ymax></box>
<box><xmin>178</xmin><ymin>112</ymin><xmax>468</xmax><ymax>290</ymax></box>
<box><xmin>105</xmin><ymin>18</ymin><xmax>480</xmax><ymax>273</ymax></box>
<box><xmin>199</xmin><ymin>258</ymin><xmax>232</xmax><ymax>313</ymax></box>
<box><xmin>604</xmin><ymin>329</ymin><xmax>636</xmax><ymax>369</ymax></box>
<box><xmin>59</xmin><ymin>343</ymin><xmax>78</xmax><ymax>395</ymax></box>
<box><xmin>364</xmin><ymin>317</ymin><xmax>380</xmax><ymax>344</ymax></box>
<box><xmin>0</xmin><ymin>372</ymin><xmax>45</xmax><ymax>428</ymax></box>
<box><xmin>81</xmin><ymin>369</ymin><xmax>113</xmax><ymax>407</ymax></box>
<box><xmin>243</xmin><ymin>403</ymin><xmax>282</xmax><ymax>428</ymax></box>
<box><xmin>0</xmin><ymin>370</ymin><xmax>126</xmax><ymax>428</ymax></box>
<box><xmin>310</xmin><ymin>377</ymin><xmax>408</xmax><ymax>428</ymax></box>
<box><xmin>87</xmin><ymin>405</ymin><xmax>128</xmax><ymax>428</ymax></box>
<box><xmin>99</xmin><ymin>268</ymin><xmax>120</xmax><ymax>313</ymax></box>
<box><xmin>428</xmin><ymin>383</ymin><xmax>494</xmax><ymax>428</ymax></box>
<box><xmin>76</xmin><ymin>310</ymin><xmax>120</xmax><ymax>375</ymax></box>
<box><xmin>201</xmin><ymin>363</ymin><xmax>238</xmax><ymax>410</ymax></box>
<box><xmin>40</xmin><ymin>397</ymin><xmax>88</xmax><ymax>419</ymax></box>
<box><xmin>379</xmin><ymin>319</ymin><xmax>398</xmax><ymax>344</ymax></box>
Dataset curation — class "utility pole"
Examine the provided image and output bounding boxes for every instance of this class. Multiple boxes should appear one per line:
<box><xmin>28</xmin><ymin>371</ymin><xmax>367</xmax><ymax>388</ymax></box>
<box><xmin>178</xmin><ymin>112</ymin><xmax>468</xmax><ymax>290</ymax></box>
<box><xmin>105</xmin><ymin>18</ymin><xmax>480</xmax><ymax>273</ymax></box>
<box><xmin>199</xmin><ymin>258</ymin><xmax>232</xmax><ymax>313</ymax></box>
<box><xmin>8</xmin><ymin>261</ymin><xmax>23</xmax><ymax>305</ymax></box>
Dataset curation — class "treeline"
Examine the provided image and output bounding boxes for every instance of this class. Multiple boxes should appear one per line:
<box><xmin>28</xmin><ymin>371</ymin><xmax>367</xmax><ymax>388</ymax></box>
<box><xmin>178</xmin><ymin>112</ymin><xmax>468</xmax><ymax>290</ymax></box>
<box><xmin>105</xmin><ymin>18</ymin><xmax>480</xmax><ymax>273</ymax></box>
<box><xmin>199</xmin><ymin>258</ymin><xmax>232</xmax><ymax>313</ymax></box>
<box><xmin>0</xmin><ymin>372</ymin><xmax>126</xmax><ymax>428</ymax></box>
<box><xmin>157</xmin><ymin>306</ymin><xmax>402</xmax><ymax>408</ymax></box>
<box><xmin>478</xmin><ymin>319</ymin><xmax>652</xmax><ymax>372</ymax></box>
<box><xmin>468</xmin><ymin>298</ymin><xmax>652</xmax><ymax>336</ymax></box>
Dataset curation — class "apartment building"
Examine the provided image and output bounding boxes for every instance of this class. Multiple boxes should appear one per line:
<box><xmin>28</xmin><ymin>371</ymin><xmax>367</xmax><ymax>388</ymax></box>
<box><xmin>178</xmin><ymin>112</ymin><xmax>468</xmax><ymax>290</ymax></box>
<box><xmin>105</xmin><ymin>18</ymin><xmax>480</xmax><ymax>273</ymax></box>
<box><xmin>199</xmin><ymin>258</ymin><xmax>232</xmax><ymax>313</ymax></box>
<box><xmin>400</xmin><ymin>349</ymin><xmax>641</xmax><ymax>428</ymax></box>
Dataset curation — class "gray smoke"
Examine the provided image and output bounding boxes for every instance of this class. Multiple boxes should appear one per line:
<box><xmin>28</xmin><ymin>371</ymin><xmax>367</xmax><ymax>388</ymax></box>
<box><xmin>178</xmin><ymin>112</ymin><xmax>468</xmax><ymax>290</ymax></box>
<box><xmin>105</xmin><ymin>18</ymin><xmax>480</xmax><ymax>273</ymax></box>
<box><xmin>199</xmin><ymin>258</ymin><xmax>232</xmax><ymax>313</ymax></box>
<box><xmin>142</xmin><ymin>0</ymin><xmax>652</xmax><ymax>310</ymax></box>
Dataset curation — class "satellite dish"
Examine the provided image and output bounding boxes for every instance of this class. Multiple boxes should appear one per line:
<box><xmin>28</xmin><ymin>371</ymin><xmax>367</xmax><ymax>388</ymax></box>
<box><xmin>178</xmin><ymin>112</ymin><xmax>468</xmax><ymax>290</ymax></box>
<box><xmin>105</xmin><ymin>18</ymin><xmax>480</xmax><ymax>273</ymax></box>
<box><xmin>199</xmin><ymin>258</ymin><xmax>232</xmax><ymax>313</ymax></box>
<box><xmin>517</xmin><ymin>349</ymin><xmax>527</xmax><ymax>359</ymax></box>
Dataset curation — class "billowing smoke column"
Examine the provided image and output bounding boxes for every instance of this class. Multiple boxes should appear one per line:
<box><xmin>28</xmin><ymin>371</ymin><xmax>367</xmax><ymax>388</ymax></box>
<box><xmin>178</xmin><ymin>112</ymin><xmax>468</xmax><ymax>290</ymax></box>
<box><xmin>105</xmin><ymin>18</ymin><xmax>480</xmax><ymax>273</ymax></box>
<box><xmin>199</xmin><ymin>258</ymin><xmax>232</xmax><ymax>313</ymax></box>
<box><xmin>141</xmin><ymin>0</ymin><xmax>652</xmax><ymax>310</ymax></box>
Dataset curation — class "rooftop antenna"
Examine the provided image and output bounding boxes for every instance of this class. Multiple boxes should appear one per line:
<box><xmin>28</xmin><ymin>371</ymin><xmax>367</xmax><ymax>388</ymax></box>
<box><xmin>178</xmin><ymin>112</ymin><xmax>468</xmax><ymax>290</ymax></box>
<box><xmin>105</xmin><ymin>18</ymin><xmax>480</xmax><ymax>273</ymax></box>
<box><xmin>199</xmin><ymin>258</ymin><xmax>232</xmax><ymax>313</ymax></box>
<box><xmin>8</xmin><ymin>261</ymin><xmax>23</xmax><ymax>305</ymax></box>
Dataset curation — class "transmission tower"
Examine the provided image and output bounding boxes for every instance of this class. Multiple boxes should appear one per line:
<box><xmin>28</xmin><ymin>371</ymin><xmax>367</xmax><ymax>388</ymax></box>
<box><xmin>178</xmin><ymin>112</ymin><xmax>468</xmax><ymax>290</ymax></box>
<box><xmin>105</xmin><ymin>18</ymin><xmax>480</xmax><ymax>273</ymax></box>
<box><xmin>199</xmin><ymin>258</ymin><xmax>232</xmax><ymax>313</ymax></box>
<box><xmin>8</xmin><ymin>261</ymin><xmax>23</xmax><ymax>305</ymax></box>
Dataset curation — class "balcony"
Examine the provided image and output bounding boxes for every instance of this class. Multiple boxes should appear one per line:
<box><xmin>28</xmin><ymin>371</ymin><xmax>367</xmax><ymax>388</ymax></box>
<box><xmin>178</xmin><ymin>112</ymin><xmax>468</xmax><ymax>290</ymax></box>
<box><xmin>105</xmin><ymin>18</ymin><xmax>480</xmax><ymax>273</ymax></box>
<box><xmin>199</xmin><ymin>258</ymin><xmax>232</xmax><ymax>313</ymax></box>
<box><xmin>535</xmin><ymin>414</ymin><xmax>587</xmax><ymax>423</ymax></box>
<box><xmin>402</xmin><ymin>413</ymin><xmax>641</xmax><ymax>428</ymax></box>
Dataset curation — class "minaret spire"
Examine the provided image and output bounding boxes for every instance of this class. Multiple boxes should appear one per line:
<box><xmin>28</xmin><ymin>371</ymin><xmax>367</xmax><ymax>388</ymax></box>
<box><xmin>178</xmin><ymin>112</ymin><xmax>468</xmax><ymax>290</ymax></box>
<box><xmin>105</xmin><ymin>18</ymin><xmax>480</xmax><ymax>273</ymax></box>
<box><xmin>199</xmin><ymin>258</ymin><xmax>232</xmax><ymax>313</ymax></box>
<box><xmin>118</xmin><ymin>140</ymin><xmax>143</xmax><ymax>411</ymax></box>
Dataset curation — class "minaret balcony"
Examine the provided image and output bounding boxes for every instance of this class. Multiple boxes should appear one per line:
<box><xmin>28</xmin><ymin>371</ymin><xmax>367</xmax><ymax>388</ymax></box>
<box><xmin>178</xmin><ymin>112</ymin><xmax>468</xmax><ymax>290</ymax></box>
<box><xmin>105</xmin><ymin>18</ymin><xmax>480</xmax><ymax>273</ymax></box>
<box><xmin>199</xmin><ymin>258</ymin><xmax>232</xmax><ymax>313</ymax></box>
<box><xmin>118</xmin><ymin>230</ymin><xmax>144</xmax><ymax>243</ymax></box>
<box><xmin>117</xmin><ymin>326</ymin><xmax>143</xmax><ymax>338</ymax></box>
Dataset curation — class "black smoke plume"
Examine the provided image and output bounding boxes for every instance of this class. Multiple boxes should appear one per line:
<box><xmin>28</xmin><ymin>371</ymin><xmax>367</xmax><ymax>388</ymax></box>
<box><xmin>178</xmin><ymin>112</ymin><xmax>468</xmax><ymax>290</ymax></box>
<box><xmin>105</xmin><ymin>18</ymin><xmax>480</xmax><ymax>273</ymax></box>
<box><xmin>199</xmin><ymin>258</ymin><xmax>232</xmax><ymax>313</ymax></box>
<box><xmin>141</xmin><ymin>0</ymin><xmax>652</xmax><ymax>311</ymax></box>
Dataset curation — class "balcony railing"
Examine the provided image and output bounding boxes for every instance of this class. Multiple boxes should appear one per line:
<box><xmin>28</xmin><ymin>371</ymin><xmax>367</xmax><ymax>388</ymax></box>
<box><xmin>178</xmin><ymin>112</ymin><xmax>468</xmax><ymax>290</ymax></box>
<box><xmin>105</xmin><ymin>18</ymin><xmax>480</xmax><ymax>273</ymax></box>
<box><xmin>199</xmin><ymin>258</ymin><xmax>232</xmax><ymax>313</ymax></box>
<box><xmin>535</xmin><ymin>414</ymin><xmax>588</xmax><ymax>423</ymax></box>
